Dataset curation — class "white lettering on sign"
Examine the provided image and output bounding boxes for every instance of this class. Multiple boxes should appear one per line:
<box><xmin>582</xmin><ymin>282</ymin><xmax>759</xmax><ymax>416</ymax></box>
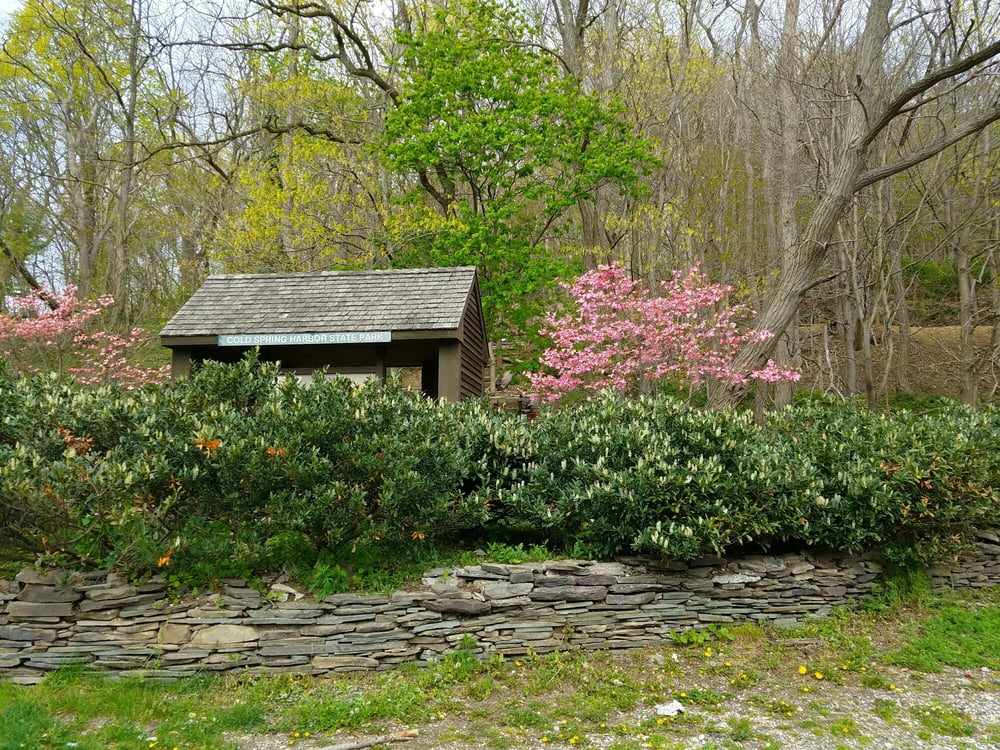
<box><xmin>217</xmin><ymin>332</ymin><xmax>392</xmax><ymax>346</ymax></box>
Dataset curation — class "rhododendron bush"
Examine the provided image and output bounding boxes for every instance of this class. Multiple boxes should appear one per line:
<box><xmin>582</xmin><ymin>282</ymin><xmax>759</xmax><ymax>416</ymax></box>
<box><xmin>2</xmin><ymin>353</ymin><xmax>998</xmax><ymax>581</ymax></box>
<box><xmin>529</xmin><ymin>264</ymin><xmax>800</xmax><ymax>402</ymax></box>
<box><xmin>0</xmin><ymin>287</ymin><xmax>166</xmax><ymax>388</ymax></box>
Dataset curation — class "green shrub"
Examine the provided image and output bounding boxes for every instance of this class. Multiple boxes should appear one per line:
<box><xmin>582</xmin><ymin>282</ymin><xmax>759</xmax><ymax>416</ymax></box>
<box><xmin>3</xmin><ymin>356</ymin><xmax>999</xmax><ymax>586</ymax></box>
<box><xmin>766</xmin><ymin>397</ymin><xmax>1000</xmax><ymax>564</ymax></box>
<box><xmin>0</xmin><ymin>357</ymin><xmax>487</xmax><ymax>579</ymax></box>
<box><xmin>467</xmin><ymin>394</ymin><xmax>806</xmax><ymax>559</ymax></box>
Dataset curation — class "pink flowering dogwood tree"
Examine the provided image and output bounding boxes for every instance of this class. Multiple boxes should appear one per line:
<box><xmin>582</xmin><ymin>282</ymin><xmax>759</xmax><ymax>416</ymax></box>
<box><xmin>528</xmin><ymin>264</ymin><xmax>799</xmax><ymax>403</ymax></box>
<box><xmin>0</xmin><ymin>286</ymin><xmax>167</xmax><ymax>388</ymax></box>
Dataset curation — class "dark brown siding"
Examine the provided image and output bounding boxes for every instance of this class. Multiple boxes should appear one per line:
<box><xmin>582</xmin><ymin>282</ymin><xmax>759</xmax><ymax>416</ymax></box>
<box><xmin>458</xmin><ymin>281</ymin><xmax>488</xmax><ymax>398</ymax></box>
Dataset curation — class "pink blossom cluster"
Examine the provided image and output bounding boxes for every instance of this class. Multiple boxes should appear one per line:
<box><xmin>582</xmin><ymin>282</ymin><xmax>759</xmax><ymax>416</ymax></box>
<box><xmin>528</xmin><ymin>264</ymin><xmax>799</xmax><ymax>403</ymax></box>
<box><xmin>0</xmin><ymin>286</ymin><xmax>112</xmax><ymax>344</ymax></box>
<box><xmin>0</xmin><ymin>286</ymin><xmax>167</xmax><ymax>388</ymax></box>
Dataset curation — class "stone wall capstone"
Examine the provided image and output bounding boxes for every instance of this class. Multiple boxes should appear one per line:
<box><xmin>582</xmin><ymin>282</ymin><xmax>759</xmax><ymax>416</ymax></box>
<box><xmin>3</xmin><ymin>531</ymin><xmax>1000</xmax><ymax>685</ymax></box>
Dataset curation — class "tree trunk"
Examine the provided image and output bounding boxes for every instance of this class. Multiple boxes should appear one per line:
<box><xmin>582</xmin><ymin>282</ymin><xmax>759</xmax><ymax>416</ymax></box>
<box><xmin>889</xmin><ymin>232</ymin><xmax>911</xmax><ymax>393</ymax></box>
<box><xmin>771</xmin><ymin>0</ymin><xmax>802</xmax><ymax>409</ymax></box>
<box><xmin>112</xmin><ymin>0</ymin><xmax>143</xmax><ymax>323</ymax></box>
<box><xmin>708</xmin><ymin>137</ymin><xmax>879</xmax><ymax>407</ymax></box>
<box><xmin>957</xmin><ymin>231</ymin><xmax>978</xmax><ymax>407</ymax></box>
<box><xmin>708</xmin><ymin>0</ymin><xmax>891</xmax><ymax>409</ymax></box>
<box><xmin>281</xmin><ymin>13</ymin><xmax>301</xmax><ymax>263</ymax></box>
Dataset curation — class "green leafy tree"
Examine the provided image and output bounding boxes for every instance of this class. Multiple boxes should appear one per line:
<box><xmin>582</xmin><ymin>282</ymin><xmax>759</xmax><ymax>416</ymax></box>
<box><xmin>381</xmin><ymin>0</ymin><xmax>650</xmax><ymax>337</ymax></box>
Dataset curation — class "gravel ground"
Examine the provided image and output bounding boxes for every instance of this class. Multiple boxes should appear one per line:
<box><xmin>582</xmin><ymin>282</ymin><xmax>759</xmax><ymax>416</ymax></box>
<box><xmin>230</xmin><ymin>657</ymin><xmax>1000</xmax><ymax>750</ymax></box>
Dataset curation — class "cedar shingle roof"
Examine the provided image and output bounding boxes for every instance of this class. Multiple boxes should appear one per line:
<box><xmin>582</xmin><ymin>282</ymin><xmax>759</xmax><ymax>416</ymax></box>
<box><xmin>160</xmin><ymin>267</ymin><xmax>479</xmax><ymax>338</ymax></box>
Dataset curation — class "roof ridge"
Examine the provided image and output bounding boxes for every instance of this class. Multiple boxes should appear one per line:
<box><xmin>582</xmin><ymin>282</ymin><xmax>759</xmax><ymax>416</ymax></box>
<box><xmin>205</xmin><ymin>266</ymin><xmax>476</xmax><ymax>281</ymax></box>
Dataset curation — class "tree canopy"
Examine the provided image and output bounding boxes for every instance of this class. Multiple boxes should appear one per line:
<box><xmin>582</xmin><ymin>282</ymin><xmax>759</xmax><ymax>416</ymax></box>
<box><xmin>1</xmin><ymin>0</ymin><xmax>998</xmax><ymax>404</ymax></box>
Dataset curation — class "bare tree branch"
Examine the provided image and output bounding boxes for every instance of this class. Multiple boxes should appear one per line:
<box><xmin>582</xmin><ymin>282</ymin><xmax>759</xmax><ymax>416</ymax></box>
<box><xmin>861</xmin><ymin>37</ymin><xmax>1000</xmax><ymax>149</ymax></box>
<box><xmin>0</xmin><ymin>235</ymin><xmax>59</xmax><ymax>309</ymax></box>
<box><xmin>856</xmin><ymin>104</ymin><xmax>1000</xmax><ymax>190</ymax></box>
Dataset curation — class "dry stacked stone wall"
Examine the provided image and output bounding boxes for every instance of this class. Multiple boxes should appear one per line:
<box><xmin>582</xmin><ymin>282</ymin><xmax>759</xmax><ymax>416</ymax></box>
<box><xmin>3</xmin><ymin>531</ymin><xmax>1000</xmax><ymax>685</ymax></box>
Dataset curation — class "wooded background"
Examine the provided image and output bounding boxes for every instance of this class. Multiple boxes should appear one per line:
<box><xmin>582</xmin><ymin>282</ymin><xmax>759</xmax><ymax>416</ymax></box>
<box><xmin>1</xmin><ymin>0</ymin><xmax>998</xmax><ymax>407</ymax></box>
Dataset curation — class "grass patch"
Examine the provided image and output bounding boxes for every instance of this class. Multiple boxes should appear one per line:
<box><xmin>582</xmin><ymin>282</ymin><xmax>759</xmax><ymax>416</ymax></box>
<box><xmin>872</xmin><ymin>698</ymin><xmax>899</xmax><ymax>721</ymax></box>
<box><xmin>0</xmin><ymin>669</ymin><xmax>256</xmax><ymax>750</ymax></box>
<box><xmin>885</xmin><ymin>604</ymin><xmax>1000</xmax><ymax>671</ymax></box>
<box><xmin>908</xmin><ymin>702</ymin><xmax>978</xmax><ymax>737</ymax></box>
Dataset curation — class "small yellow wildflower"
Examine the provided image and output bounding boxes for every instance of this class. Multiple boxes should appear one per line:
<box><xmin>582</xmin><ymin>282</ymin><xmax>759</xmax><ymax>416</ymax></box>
<box><xmin>798</xmin><ymin>665</ymin><xmax>808</xmax><ymax>675</ymax></box>
<box><xmin>814</xmin><ymin>671</ymin><xmax>824</xmax><ymax>680</ymax></box>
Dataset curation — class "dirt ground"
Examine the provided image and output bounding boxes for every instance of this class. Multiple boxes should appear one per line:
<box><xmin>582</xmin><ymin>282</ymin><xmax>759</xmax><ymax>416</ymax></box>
<box><xmin>796</xmin><ymin>325</ymin><xmax>999</xmax><ymax>401</ymax></box>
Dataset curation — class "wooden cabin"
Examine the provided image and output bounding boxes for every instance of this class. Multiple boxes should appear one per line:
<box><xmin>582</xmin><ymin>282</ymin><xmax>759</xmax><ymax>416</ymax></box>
<box><xmin>159</xmin><ymin>267</ymin><xmax>489</xmax><ymax>401</ymax></box>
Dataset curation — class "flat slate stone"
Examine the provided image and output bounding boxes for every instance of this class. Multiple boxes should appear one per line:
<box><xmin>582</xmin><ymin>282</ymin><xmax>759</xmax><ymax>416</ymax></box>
<box><xmin>412</xmin><ymin>619</ymin><xmax>461</xmax><ymax>635</ymax></box>
<box><xmin>312</xmin><ymin>655</ymin><xmax>379</xmax><ymax>669</ymax></box>
<box><xmin>16</xmin><ymin>584</ymin><xmax>82</xmax><ymax>604</ymax></box>
<box><xmin>454</xmin><ymin>566</ymin><xmax>506</xmax><ymax>581</ymax></box>
<box><xmin>7</xmin><ymin>601</ymin><xmax>74</xmax><ymax>619</ymax></box>
<box><xmin>545</xmin><ymin>562</ymin><xmax>588</xmax><ymax>574</ymax></box>
<box><xmin>422</xmin><ymin>598</ymin><xmax>492</xmax><ymax>615</ymax></box>
<box><xmin>580</xmin><ymin>574</ymin><xmax>617</xmax><ymax>586</ymax></box>
<box><xmin>15</xmin><ymin>569</ymin><xmax>74</xmax><ymax>586</ymax></box>
<box><xmin>712</xmin><ymin>573</ymin><xmax>762</xmax><ymax>585</ymax></box>
<box><xmin>0</xmin><ymin>625</ymin><xmax>58</xmax><ymax>642</ymax></box>
<box><xmin>7</xmin><ymin>674</ymin><xmax>45</xmax><ymax>685</ymax></box>
<box><xmin>606</xmin><ymin>592</ymin><xmax>657</xmax><ymax>606</ymax></box>
<box><xmin>528</xmin><ymin>586</ymin><xmax>607</xmax><ymax>602</ymax></box>
<box><xmin>78</xmin><ymin>593</ymin><xmax>164</xmax><ymax>611</ymax></box>
<box><xmin>190</xmin><ymin>624</ymin><xmax>260</xmax><ymax>647</ymax></box>
<box><xmin>533</xmin><ymin>575</ymin><xmax>576</xmax><ymax>587</ymax></box>
<box><xmin>159</xmin><ymin>623</ymin><xmax>192</xmax><ymax>644</ymax></box>
<box><xmin>85</xmin><ymin>585</ymin><xmax>139</xmax><ymax>602</ymax></box>
<box><xmin>247</xmin><ymin>608</ymin><xmax>322</xmax><ymax>619</ymax></box>
<box><xmin>482</xmin><ymin>582</ymin><xmax>533</xmax><ymax>600</ymax></box>
<box><xmin>430</xmin><ymin>583</ymin><xmax>464</xmax><ymax>597</ymax></box>
<box><xmin>488</xmin><ymin>596</ymin><xmax>532</xmax><ymax>609</ymax></box>
<box><xmin>480</xmin><ymin>563</ymin><xmax>510</xmax><ymax>575</ymax></box>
